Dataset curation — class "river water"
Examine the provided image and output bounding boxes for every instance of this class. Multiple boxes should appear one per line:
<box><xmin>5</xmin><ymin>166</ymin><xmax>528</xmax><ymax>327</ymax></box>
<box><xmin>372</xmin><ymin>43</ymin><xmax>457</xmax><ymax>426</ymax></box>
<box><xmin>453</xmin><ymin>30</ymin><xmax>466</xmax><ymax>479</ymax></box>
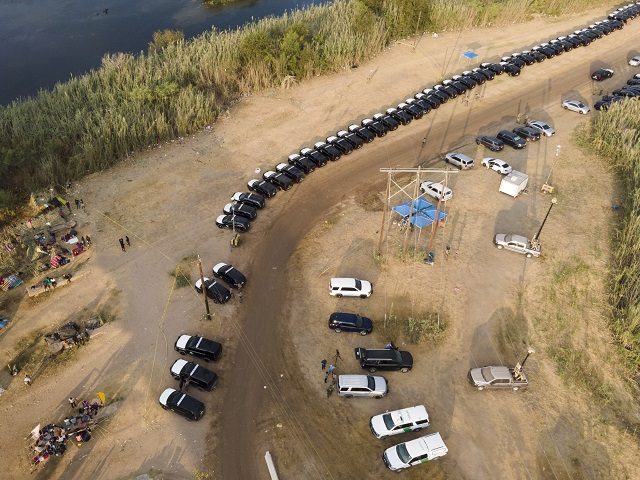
<box><xmin>0</xmin><ymin>0</ymin><xmax>326</xmax><ymax>106</ymax></box>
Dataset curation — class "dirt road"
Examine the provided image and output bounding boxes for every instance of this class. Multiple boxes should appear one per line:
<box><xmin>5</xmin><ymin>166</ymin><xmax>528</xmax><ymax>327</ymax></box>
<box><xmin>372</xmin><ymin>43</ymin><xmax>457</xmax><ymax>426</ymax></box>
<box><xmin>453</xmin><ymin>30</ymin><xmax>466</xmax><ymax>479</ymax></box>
<box><xmin>217</xmin><ymin>7</ymin><xmax>640</xmax><ymax>480</ymax></box>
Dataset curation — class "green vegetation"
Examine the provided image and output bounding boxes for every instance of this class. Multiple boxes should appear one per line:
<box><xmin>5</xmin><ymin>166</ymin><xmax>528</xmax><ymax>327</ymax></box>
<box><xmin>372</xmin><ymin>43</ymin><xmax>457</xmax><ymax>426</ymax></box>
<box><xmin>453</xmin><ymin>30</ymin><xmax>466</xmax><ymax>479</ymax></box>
<box><xmin>380</xmin><ymin>299</ymin><xmax>447</xmax><ymax>344</ymax></box>
<box><xmin>0</xmin><ymin>0</ymin><xmax>609</xmax><ymax>221</ymax></box>
<box><xmin>170</xmin><ymin>255</ymin><xmax>197</xmax><ymax>288</ymax></box>
<box><xmin>577</xmin><ymin>100</ymin><xmax>640</xmax><ymax>370</ymax></box>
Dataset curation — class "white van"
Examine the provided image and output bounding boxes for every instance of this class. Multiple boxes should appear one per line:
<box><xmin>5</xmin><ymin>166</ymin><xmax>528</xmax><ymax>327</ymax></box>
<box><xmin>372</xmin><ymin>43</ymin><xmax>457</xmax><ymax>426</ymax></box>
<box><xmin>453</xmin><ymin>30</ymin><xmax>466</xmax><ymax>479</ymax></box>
<box><xmin>329</xmin><ymin>278</ymin><xmax>372</xmax><ymax>298</ymax></box>
<box><xmin>370</xmin><ymin>405</ymin><xmax>430</xmax><ymax>438</ymax></box>
<box><xmin>337</xmin><ymin>375</ymin><xmax>388</xmax><ymax>398</ymax></box>
<box><xmin>420</xmin><ymin>181</ymin><xmax>453</xmax><ymax>201</ymax></box>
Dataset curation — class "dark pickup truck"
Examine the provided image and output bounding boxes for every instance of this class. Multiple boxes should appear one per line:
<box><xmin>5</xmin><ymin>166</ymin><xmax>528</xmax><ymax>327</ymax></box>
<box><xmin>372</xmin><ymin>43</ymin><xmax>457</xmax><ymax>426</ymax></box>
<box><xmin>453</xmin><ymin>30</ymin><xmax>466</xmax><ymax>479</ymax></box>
<box><xmin>355</xmin><ymin>347</ymin><xmax>413</xmax><ymax>373</ymax></box>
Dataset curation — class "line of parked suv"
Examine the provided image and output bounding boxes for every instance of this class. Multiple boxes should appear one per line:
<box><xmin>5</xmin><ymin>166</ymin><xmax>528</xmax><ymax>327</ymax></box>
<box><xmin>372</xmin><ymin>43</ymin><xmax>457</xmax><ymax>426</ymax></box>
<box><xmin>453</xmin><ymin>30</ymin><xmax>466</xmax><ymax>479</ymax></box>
<box><xmin>159</xmin><ymin>333</ymin><xmax>223</xmax><ymax>420</ymax></box>
<box><xmin>594</xmin><ymin>71</ymin><xmax>640</xmax><ymax>111</ymax></box>
<box><xmin>214</xmin><ymin>4</ymin><xmax>637</xmax><ymax>236</ymax></box>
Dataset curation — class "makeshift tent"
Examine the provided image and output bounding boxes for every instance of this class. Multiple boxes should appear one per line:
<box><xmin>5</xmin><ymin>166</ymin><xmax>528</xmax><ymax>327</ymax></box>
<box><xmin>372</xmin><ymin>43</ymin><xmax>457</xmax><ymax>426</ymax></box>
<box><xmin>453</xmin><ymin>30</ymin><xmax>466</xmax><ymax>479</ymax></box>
<box><xmin>0</xmin><ymin>274</ymin><xmax>23</xmax><ymax>291</ymax></box>
<box><xmin>392</xmin><ymin>198</ymin><xmax>447</xmax><ymax>228</ymax></box>
<box><xmin>499</xmin><ymin>171</ymin><xmax>528</xmax><ymax>198</ymax></box>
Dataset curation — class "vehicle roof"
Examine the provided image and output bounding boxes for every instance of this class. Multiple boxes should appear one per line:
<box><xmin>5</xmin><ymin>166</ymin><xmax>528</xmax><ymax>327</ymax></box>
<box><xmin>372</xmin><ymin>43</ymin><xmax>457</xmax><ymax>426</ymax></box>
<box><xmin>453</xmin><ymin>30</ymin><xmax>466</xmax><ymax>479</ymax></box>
<box><xmin>159</xmin><ymin>387</ymin><xmax>176</xmax><ymax>405</ymax></box>
<box><xmin>388</xmin><ymin>405</ymin><xmax>429</xmax><ymax>425</ymax></box>
<box><xmin>360</xmin><ymin>348</ymin><xmax>402</xmax><ymax>360</ymax></box>
<box><xmin>485</xmin><ymin>365</ymin><xmax>513</xmax><ymax>380</ymax></box>
<box><xmin>448</xmin><ymin>152</ymin><xmax>473</xmax><ymax>161</ymax></box>
<box><xmin>338</xmin><ymin>374</ymin><xmax>379</xmax><ymax>387</ymax></box>
<box><xmin>212</xmin><ymin>262</ymin><xmax>229</xmax><ymax>272</ymax></box>
<box><xmin>171</xmin><ymin>358</ymin><xmax>189</xmax><ymax>376</ymax></box>
<box><xmin>504</xmin><ymin>233</ymin><xmax>529</xmax><ymax>244</ymax></box>
<box><xmin>330</xmin><ymin>277</ymin><xmax>358</xmax><ymax>287</ymax></box>
<box><xmin>330</xmin><ymin>312</ymin><xmax>360</xmax><ymax>321</ymax></box>
<box><xmin>176</xmin><ymin>334</ymin><xmax>191</xmax><ymax>349</ymax></box>
<box><xmin>404</xmin><ymin>432</ymin><xmax>447</xmax><ymax>458</ymax></box>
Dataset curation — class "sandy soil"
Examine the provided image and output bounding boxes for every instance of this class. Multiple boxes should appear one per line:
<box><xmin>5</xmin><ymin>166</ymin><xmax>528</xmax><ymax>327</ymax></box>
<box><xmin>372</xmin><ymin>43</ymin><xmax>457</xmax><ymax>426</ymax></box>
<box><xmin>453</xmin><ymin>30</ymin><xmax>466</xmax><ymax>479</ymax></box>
<box><xmin>1</xmin><ymin>2</ymin><xmax>640</xmax><ymax>479</ymax></box>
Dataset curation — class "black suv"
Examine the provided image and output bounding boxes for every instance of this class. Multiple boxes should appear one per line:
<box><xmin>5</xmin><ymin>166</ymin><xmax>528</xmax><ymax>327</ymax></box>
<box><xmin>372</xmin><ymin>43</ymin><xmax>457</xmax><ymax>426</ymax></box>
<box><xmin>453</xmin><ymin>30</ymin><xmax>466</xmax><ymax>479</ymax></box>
<box><xmin>497</xmin><ymin>130</ymin><xmax>527</xmax><ymax>149</ymax></box>
<box><xmin>195</xmin><ymin>278</ymin><xmax>231</xmax><ymax>303</ymax></box>
<box><xmin>170</xmin><ymin>359</ymin><xmax>218</xmax><ymax>391</ymax></box>
<box><xmin>355</xmin><ymin>347</ymin><xmax>413</xmax><ymax>373</ymax></box>
<box><xmin>175</xmin><ymin>334</ymin><xmax>223</xmax><ymax>362</ymax></box>
<box><xmin>159</xmin><ymin>388</ymin><xmax>205</xmax><ymax>420</ymax></box>
<box><xmin>288</xmin><ymin>153</ymin><xmax>316</xmax><ymax>174</ymax></box>
<box><xmin>328</xmin><ymin>312</ymin><xmax>373</xmax><ymax>335</ymax></box>
<box><xmin>476</xmin><ymin>135</ymin><xmax>504</xmax><ymax>152</ymax></box>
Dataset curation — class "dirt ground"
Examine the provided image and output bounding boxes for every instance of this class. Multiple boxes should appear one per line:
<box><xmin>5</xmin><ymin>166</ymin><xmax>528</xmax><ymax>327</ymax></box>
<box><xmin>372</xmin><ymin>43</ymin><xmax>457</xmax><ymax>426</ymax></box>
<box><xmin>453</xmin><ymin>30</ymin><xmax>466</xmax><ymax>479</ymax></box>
<box><xmin>1</xmin><ymin>2</ymin><xmax>640</xmax><ymax>479</ymax></box>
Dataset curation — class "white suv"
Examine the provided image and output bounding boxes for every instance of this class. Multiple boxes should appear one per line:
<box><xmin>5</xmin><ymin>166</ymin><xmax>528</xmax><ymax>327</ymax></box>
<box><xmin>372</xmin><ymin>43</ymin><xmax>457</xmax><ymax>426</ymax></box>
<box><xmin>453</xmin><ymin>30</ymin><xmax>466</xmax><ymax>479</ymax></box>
<box><xmin>337</xmin><ymin>374</ymin><xmax>387</xmax><ymax>398</ymax></box>
<box><xmin>329</xmin><ymin>278</ymin><xmax>372</xmax><ymax>298</ymax></box>
<box><xmin>383</xmin><ymin>432</ymin><xmax>448</xmax><ymax>471</ymax></box>
<box><xmin>420</xmin><ymin>181</ymin><xmax>452</xmax><ymax>202</ymax></box>
<box><xmin>370</xmin><ymin>405</ymin><xmax>430</xmax><ymax>438</ymax></box>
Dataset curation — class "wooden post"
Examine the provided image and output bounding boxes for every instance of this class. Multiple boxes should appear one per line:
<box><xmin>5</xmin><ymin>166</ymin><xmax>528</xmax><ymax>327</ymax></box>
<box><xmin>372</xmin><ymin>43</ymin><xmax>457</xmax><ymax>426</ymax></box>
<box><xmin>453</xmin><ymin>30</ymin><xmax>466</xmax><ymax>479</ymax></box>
<box><xmin>377</xmin><ymin>173</ymin><xmax>392</xmax><ymax>254</ymax></box>
<box><xmin>403</xmin><ymin>167</ymin><xmax>421</xmax><ymax>256</ymax></box>
<box><xmin>197</xmin><ymin>255</ymin><xmax>212</xmax><ymax>321</ymax></box>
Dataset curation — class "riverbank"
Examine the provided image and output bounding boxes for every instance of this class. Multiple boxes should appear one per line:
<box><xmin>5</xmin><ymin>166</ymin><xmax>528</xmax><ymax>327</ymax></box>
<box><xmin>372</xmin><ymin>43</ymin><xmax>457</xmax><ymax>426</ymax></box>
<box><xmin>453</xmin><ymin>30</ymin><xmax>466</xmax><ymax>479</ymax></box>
<box><xmin>0</xmin><ymin>0</ymin><xmax>607</xmax><ymax>222</ymax></box>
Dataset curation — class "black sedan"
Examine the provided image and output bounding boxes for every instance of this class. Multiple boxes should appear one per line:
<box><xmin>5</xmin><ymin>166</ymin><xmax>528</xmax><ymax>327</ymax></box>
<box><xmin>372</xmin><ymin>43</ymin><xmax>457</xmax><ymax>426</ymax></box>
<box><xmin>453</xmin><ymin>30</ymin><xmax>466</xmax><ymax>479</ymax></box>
<box><xmin>170</xmin><ymin>359</ymin><xmax>218</xmax><ymax>391</ymax></box>
<box><xmin>263</xmin><ymin>170</ymin><xmax>293</xmax><ymax>190</ymax></box>
<box><xmin>215</xmin><ymin>214</ymin><xmax>250</xmax><ymax>232</ymax></box>
<box><xmin>591</xmin><ymin>68</ymin><xmax>614</xmax><ymax>81</ymax></box>
<box><xmin>194</xmin><ymin>277</ymin><xmax>232</xmax><ymax>303</ymax></box>
<box><xmin>328</xmin><ymin>312</ymin><xmax>373</xmax><ymax>335</ymax></box>
<box><xmin>159</xmin><ymin>388</ymin><xmax>205</xmax><ymax>420</ymax></box>
<box><xmin>288</xmin><ymin>153</ymin><xmax>316</xmax><ymax>174</ymax></box>
<box><xmin>175</xmin><ymin>334</ymin><xmax>223</xmax><ymax>361</ymax></box>
<box><xmin>300</xmin><ymin>147</ymin><xmax>329</xmax><ymax>167</ymax></box>
<box><xmin>512</xmin><ymin>126</ymin><xmax>541</xmax><ymax>142</ymax></box>
<box><xmin>248</xmin><ymin>179</ymin><xmax>277</xmax><ymax>198</ymax></box>
<box><xmin>476</xmin><ymin>135</ymin><xmax>504</xmax><ymax>152</ymax></box>
<box><xmin>231</xmin><ymin>191</ymin><xmax>265</xmax><ymax>209</ymax></box>
<box><xmin>348</xmin><ymin>124</ymin><xmax>376</xmax><ymax>142</ymax></box>
<box><xmin>212</xmin><ymin>262</ymin><xmax>246</xmax><ymax>288</ymax></box>
<box><xmin>223</xmin><ymin>202</ymin><xmax>257</xmax><ymax>220</ymax></box>
<box><xmin>276</xmin><ymin>163</ymin><xmax>305</xmax><ymax>183</ymax></box>
<box><xmin>497</xmin><ymin>130</ymin><xmax>527</xmax><ymax>149</ymax></box>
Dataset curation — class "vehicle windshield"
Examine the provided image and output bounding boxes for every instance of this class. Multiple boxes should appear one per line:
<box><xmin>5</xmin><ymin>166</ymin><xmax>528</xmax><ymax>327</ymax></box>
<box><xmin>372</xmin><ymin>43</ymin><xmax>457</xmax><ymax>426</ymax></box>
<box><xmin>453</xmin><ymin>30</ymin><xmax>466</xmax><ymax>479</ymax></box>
<box><xmin>367</xmin><ymin>376</ymin><xmax>375</xmax><ymax>391</ymax></box>
<box><xmin>513</xmin><ymin>135</ymin><xmax>523</xmax><ymax>141</ymax></box>
<box><xmin>355</xmin><ymin>315</ymin><xmax>363</xmax><ymax>328</ymax></box>
<box><xmin>396</xmin><ymin>444</ymin><xmax>413</xmax><ymax>464</ymax></box>
<box><xmin>481</xmin><ymin>367</ymin><xmax>495</xmax><ymax>382</ymax></box>
<box><xmin>355</xmin><ymin>279</ymin><xmax>362</xmax><ymax>290</ymax></box>
<box><xmin>382</xmin><ymin>413</ymin><xmax>396</xmax><ymax>430</ymax></box>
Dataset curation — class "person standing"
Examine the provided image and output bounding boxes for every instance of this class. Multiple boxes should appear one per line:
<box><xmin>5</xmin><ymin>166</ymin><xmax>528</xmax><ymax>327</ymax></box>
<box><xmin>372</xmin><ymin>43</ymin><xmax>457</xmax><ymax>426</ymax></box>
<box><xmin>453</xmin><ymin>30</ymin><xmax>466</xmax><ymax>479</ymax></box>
<box><xmin>68</xmin><ymin>397</ymin><xmax>77</xmax><ymax>408</ymax></box>
<box><xmin>328</xmin><ymin>364</ymin><xmax>336</xmax><ymax>375</ymax></box>
<box><xmin>75</xmin><ymin>199</ymin><xmax>80</xmax><ymax>209</ymax></box>
<box><xmin>24</xmin><ymin>374</ymin><xmax>32</xmax><ymax>386</ymax></box>
<box><xmin>324</xmin><ymin>371</ymin><xmax>329</xmax><ymax>383</ymax></box>
<box><xmin>119</xmin><ymin>238</ymin><xmax>126</xmax><ymax>252</ymax></box>
<box><xmin>125</xmin><ymin>235</ymin><xmax>130</xmax><ymax>247</ymax></box>
<box><xmin>321</xmin><ymin>359</ymin><xmax>327</xmax><ymax>371</ymax></box>
<box><xmin>86</xmin><ymin>235</ymin><xmax>92</xmax><ymax>245</ymax></box>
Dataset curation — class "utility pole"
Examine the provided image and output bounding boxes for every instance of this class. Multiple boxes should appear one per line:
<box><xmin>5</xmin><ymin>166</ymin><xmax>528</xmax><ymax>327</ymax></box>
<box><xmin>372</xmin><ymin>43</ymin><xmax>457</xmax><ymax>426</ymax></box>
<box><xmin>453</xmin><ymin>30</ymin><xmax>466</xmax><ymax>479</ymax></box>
<box><xmin>532</xmin><ymin>197</ymin><xmax>557</xmax><ymax>243</ymax></box>
<box><xmin>402</xmin><ymin>167</ymin><xmax>421</xmax><ymax>255</ymax></box>
<box><xmin>197</xmin><ymin>255</ymin><xmax>212</xmax><ymax>321</ymax></box>
<box><xmin>514</xmin><ymin>347</ymin><xmax>534</xmax><ymax>381</ymax></box>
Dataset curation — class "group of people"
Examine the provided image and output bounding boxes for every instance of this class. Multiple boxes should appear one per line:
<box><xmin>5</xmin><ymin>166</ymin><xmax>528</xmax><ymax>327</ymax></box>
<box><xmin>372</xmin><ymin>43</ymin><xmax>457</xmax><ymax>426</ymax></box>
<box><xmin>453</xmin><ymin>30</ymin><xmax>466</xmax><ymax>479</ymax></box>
<box><xmin>31</xmin><ymin>424</ymin><xmax>68</xmax><ymax>464</ymax></box>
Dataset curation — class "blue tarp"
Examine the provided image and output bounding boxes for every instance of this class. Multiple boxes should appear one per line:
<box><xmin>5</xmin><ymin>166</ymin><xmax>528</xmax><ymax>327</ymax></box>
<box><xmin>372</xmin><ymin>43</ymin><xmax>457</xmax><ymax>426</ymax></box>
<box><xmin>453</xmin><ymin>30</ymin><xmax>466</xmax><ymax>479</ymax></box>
<box><xmin>392</xmin><ymin>198</ymin><xmax>447</xmax><ymax>229</ymax></box>
<box><xmin>463</xmin><ymin>50</ymin><xmax>479</xmax><ymax>60</ymax></box>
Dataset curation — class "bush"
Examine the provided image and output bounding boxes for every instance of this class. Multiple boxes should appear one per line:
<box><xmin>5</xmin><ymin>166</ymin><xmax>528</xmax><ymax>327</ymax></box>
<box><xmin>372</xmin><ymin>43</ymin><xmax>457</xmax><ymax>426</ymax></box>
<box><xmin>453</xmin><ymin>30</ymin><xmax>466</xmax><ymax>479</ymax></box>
<box><xmin>149</xmin><ymin>30</ymin><xmax>185</xmax><ymax>53</ymax></box>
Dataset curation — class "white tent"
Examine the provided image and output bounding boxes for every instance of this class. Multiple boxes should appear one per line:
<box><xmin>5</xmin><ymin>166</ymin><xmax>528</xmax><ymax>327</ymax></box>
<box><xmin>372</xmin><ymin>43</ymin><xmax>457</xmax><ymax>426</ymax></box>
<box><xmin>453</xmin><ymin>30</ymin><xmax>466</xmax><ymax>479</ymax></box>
<box><xmin>499</xmin><ymin>171</ymin><xmax>528</xmax><ymax>198</ymax></box>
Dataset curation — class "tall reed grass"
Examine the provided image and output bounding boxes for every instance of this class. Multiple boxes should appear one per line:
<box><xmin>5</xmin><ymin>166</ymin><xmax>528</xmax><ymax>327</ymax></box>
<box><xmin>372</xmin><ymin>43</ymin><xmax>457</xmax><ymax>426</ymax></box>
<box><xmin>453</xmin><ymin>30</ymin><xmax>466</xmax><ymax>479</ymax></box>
<box><xmin>0</xmin><ymin>0</ymin><xmax>611</xmax><ymax>216</ymax></box>
<box><xmin>577</xmin><ymin>100</ymin><xmax>640</xmax><ymax>369</ymax></box>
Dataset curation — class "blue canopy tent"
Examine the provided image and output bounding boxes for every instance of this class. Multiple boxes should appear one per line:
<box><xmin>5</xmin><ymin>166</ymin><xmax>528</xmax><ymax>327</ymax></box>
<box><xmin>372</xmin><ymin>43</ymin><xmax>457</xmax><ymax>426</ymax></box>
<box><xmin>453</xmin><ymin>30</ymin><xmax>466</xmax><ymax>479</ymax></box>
<box><xmin>392</xmin><ymin>198</ymin><xmax>447</xmax><ymax>228</ymax></box>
